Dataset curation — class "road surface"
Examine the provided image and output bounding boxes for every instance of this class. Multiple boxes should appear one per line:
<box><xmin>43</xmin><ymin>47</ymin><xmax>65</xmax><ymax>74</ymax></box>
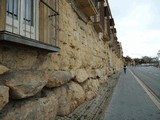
<box><xmin>130</xmin><ymin>67</ymin><xmax>160</xmax><ymax>98</ymax></box>
<box><xmin>104</xmin><ymin>67</ymin><xmax>160</xmax><ymax>120</ymax></box>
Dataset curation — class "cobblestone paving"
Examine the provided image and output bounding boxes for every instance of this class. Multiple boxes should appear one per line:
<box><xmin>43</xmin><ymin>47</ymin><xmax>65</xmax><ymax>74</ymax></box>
<box><xmin>56</xmin><ymin>73</ymin><xmax>120</xmax><ymax>120</ymax></box>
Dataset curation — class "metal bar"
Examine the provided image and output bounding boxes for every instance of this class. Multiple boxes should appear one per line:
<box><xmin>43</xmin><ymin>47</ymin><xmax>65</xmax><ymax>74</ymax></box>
<box><xmin>51</xmin><ymin>0</ymin><xmax>54</xmax><ymax>45</ymax></box>
<box><xmin>30</xmin><ymin>0</ymin><xmax>32</xmax><ymax>39</ymax></box>
<box><xmin>53</xmin><ymin>1</ymin><xmax>55</xmax><ymax>46</ymax></box>
<box><xmin>19</xmin><ymin>0</ymin><xmax>21</xmax><ymax>35</ymax></box>
<box><xmin>57</xmin><ymin>0</ymin><xmax>59</xmax><ymax>46</ymax></box>
<box><xmin>54</xmin><ymin>0</ymin><xmax>56</xmax><ymax>46</ymax></box>
<box><xmin>40</xmin><ymin>0</ymin><xmax>59</xmax><ymax>15</ymax></box>
<box><xmin>42</xmin><ymin>2</ymin><xmax>44</xmax><ymax>43</ymax></box>
<box><xmin>5</xmin><ymin>0</ymin><xmax>9</xmax><ymax>31</ymax></box>
<box><xmin>24</xmin><ymin>0</ymin><xmax>27</xmax><ymax>37</ymax></box>
<box><xmin>47</xmin><ymin>0</ymin><xmax>49</xmax><ymax>44</ymax></box>
<box><xmin>35</xmin><ymin>0</ymin><xmax>36</xmax><ymax>40</ymax></box>
<box><xmin>12</xmin><ymin>0</ymin><xmax>14</xmax><ymax>33</ymax></box>
<box><xmin>7</xmin><ymin>0</ymin><xmax>9</xmax><ymax>16</ymax></box>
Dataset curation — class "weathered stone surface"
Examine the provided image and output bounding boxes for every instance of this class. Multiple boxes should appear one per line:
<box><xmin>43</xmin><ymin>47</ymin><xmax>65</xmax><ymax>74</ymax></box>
<box><xmin>54</xmin><ymin>81</ymin><xmax>85</xmax><ymax>116</ymax></box>
<box><xmin>82</xmin><ymin>79</ymin><xmax>100</xmax><ymax>101</ymax></box>
<box><xmin>95</xmin><ymin>69</ymin><xmax>102</xmax><ymax>78</ymax></box>
<box><xmin>107</xmin><ymin>67</ymin><xmax>114</xmax><ymax>77</ymax></box>
<box><xmin>0</xmin><ymin>86</ymin><xmax>9</xmax><ymax>111</ymax></box>
<box><xmin>0</xmin><ymin>0</ymin><xmax>123</xmax><ymax>73</ymax></box>
<box><xmin>73</xmin><ymin>69</ymin><xmax>89</xmax><ymax>83</ymax></box>
<box><xmin>68</xmin><ymin>81</ymin><xmax>85</xmax><ymax>110</ymax></box>
<box><xmin>0</xmin><ymin>65</ymin><xmax>9</xmax><ymax>75</ymax></box>
<box><xmin>99</xmin><ymin>75</ymin><xmax>108</xmax><ymax>85</ymax></box>
<box><xmin>54</xmin><ymin>85</ymin><xmax>71</xmax><ymax>116</ymax></box>
<box><xmin>87</xmin><ymin>69</ymin><xmax>97</xmax><ymax>79</ymax></box>
<box><xmin>35</xmin><ymin>1</ymin><xmax>123</xmax><ymax>72</ymax></box>
<box><xmin>0</xmin><ymin>47</ymin><xmax>38</xmax><ymax>70</ymax></box>
<box><xmin>5</xmin><ymin>71</ymin><xmax>48</xmax><ymax>99</ymax></box>
<box><xmin>46</xmin><ymin>71</ymin><xmax>73</xmax><ymax>88</ymax></box>
<box><xmin>0</xmin><ymin>92</ymin><xmax>58</xmax><ymax>120</ymax></box>
<box><xmin>95</xmin><ymin>67</ymin><xmax>108</xmax><ymax>78</ymax></box>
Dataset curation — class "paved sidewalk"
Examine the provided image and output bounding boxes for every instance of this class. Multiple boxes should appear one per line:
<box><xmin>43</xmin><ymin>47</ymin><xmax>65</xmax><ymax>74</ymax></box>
<box><xmin>55</xmin><ymin>73</ymin><xmax>120</xmax><ymax>120</ymax></box>
<box><xmin>103</xmin><ymin>69</ymin><xmax>160</xmax><ymax>120</ymax></box>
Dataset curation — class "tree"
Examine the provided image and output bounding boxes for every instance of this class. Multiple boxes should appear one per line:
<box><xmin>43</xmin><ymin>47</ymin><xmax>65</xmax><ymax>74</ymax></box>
<box><xmin>133</xmin><ymin>58</ymin><xmax>141</xmax><ymax>65</ymax></box>
<box><xmin>141</xmin><ymin>56</ymin><xmax>152</xmax><ymax>63</ymax></box>
<box><xmin>123</xmin><ymin>56</ymin><xmax>132</xmax><ymax>65</ymax></box>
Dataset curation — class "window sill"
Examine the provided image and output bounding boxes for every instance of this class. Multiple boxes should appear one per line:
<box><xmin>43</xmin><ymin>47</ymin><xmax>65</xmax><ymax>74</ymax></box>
<box><xmin>0</xmin><ymin>31</ymin><xmax>60</xmax><ymax>52</ymax></box>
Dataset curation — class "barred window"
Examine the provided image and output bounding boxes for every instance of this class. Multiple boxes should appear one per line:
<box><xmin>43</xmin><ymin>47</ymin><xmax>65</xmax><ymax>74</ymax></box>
<box><xmin>3</xmin><ymin>0</ymin><xmax>59</xmax><ymax>51</ymax></box>
<box><xmin>6</xmin><ymin>0</ymin><xmax>18</xmax><ymax>19</ymax></box>
<box><xmin>24</xmin><ymin>0</ymin><xmax>34</xmax><ymax>26</ymax></box>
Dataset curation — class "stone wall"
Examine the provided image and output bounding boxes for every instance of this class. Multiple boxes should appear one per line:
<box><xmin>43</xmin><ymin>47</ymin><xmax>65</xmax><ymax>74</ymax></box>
<box><xmin>0</xmin><ymin>0</ymin><xmax>123</xmax><ymax>119</ymax></box>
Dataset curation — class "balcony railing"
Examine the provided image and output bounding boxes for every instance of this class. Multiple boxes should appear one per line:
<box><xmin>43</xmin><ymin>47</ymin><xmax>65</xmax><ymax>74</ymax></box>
<box><xmin>0</xmin><ymin>0</ymin><xmax>60</xmax><ymax>52</ymax></box>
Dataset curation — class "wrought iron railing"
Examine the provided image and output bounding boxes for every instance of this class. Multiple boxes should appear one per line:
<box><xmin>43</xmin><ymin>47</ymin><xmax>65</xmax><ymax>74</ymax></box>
<box><xmin>4</xmin><ymin>0</ymin><xmax>59</xmax><ymax>47</ymax></box>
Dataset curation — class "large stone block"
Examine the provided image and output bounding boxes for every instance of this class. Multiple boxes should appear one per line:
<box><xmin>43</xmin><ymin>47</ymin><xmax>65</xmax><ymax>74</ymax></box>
<box><xmin>54</xmin><ymin>85</ymin><xmax>71</xmax><ymax>116</ymax></box>
<box><xmin>0</xmin><ymin>65</ymin><xmax>9</xmax><ymax>75</ymax></box>
<box><xmin>0</xmin><ymin>86</ymin><xmax>9</xmax><ymax>111</ymax></box>
<box><xmin>46</xmin><ymin>71</ymin><xmax>73</xmax><ymax>88</ymax></box>
<box><xmin>87</xmin><ymin>69</ymin><xmax>97</xmax><ymax>79</ymax></box>
<box><xmin>4</xmin><ymin>70</ymin><xmax>48</xmax><ymax>99</ymax></box>
<box><xmin>54</xmin><ymin>81</ymin><xmax>85</xmax><ymax>116</ymax></box>
<box><xmin>73</xmin><ymin>69</ymin><xmax>89</xmax><ymax>83</ymax></box>
<box><xmin>68</xmin><ymin>81</ymin><xmax>85</xmax><ymax>109</ymax></box>
<box><xmin>82</xmin><ymin>79</ymin><xmax>100</xmax><ymax>101</ymax></box>
<box><xmin>0</xmin><ymin>92</ymin><xmax>58</xmax><ymax>120</ymax></box>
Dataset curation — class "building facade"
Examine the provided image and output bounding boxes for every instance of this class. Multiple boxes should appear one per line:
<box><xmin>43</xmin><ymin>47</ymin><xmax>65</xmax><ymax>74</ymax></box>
<box><xmin>0</xmin><ymin>0</ymin><xmax>123</xmax><ymax>119</ymax></box>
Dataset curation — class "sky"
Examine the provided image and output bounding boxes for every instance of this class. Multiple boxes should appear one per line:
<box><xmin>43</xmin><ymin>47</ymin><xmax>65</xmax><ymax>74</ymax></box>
<box><xmin>108</xmin><ymin>0</ymin><xmax>160</xmax><ymax>58</ymax></box>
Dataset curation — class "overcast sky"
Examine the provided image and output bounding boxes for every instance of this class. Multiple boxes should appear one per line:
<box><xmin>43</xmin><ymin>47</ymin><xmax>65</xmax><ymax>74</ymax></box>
<box><xmin>108</xmin><ymin>0</ymin><xmax>160</xmax><ymax>58</ymax></box>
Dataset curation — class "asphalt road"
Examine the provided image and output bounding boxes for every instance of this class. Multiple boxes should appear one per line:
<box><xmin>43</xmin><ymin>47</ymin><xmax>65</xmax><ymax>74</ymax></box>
<box><xmin>104</xmin><ymin>67</ymin><xmax>160</xmax><ymax>120</ymax></box>
<box><xmin>130</xmin><ymin>67</ymin><xmax>160</xmax><ymax>98</ymax></box>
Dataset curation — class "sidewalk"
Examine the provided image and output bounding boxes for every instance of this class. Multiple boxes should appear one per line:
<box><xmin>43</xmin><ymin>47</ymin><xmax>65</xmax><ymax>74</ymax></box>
<box><xmin>55</xmin><ymin>73</ymin><xmax>120</xmax><ymax>120</ymax></box>
<box><xmin>103</xmin><ymin>69</ymin><xmax>160</xmax><ymax>120</ymax></box>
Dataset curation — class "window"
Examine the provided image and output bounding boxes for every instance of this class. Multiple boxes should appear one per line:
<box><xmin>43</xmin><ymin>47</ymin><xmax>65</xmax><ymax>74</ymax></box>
<box><xmin>24</xmin><ymin>0</ymin><xmax>34</xmax><ymax>26</ymax></box>
<box><xmin>6</xmin><ymin>0</ymin><xmax>18</xmax><ymax>19</ymax></box>
<box><xmin>6</xmin><ymin>0</ymin><xmax>38</xmax><ymax>39</ymax></box>
<box><xmin>2</xmin><ymin>0</ymin><xmax>60</xmax><ymax>51</ymax></box>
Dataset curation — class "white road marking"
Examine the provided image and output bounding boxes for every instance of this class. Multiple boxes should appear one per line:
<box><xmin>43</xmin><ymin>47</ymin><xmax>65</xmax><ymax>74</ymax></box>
<box><xmin>129</xmin><ymin>69</ymin><xmax>160</xmax><ymax>110</ymax></box>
